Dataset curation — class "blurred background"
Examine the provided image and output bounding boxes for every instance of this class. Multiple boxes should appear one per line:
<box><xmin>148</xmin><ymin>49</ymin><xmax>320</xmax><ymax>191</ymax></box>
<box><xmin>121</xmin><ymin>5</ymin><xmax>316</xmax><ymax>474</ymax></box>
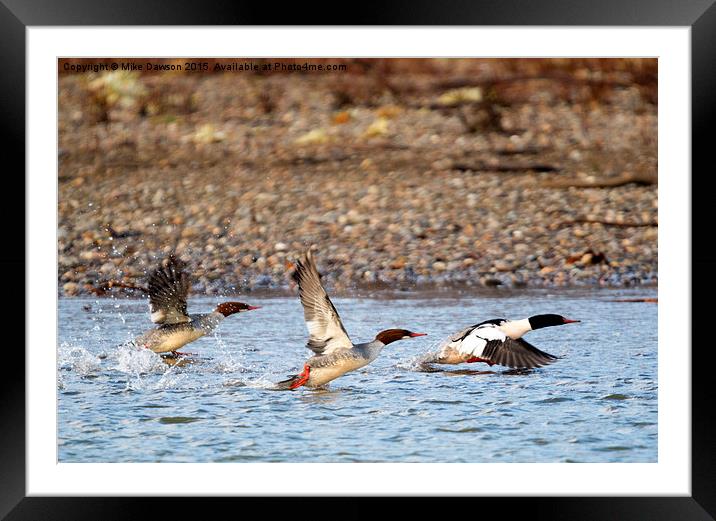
<box><xmin>57</xmin><ymin>58</ymin><xmax>657</xmax><ymax>296</ymax></box>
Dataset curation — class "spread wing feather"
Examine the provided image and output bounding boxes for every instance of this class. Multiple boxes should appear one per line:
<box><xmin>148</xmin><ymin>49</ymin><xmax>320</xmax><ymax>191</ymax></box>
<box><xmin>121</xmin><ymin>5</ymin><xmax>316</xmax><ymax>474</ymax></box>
<box><xmin>147</xmin><ymin>255</ymin><xmax>191</xmax><ymax>325</ymax></box>
<box><xmin>481</xmin><ymin>337</ymin><xmax>559</xmax><ymax>368</ymax></box>
<box><xmin>292</xmin><ymin>250</ymin><xmax>352</xmax><ymax>354</ymax></box>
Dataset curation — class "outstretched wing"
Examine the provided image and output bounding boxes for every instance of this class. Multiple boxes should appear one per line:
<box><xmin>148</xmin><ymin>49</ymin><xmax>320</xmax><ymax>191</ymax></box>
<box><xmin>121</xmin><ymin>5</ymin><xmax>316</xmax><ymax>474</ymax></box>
<box><xmin>147</xmin><ymin>255</ymin><xmax>191</xmax><ymax>324</ymax></box>
<box><xmin>455</xmin><ymin>324</ymin><xmax>558</xmax><ymax>368</ymax></box>
<box><xmin>481</xmin><ymin>337</ymin><xmax>559</xmax><ymax>368</ymax></box>
<box><xmin>292</xmin><ymin>249</ymin><xmax>352</xmax><ymax>354</ymax></box>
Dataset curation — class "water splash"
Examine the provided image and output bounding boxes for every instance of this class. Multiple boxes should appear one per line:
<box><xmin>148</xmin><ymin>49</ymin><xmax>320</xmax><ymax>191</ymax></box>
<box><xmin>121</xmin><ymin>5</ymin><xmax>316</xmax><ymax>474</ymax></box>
<box><xmin>58</xmin><ymin>293</ymin><xmax>658</xmax><ymax>463</ymax></box>
<box><xmin>113</xmin><ymin>342</ymin><xmax>167</xmax><ymax>375</ymax></box>
<box><xmin>58</xmin><ymin>342</ymin><xmax>103</xmax><ymax>376</ymax></box>
<box><xmin>209</xmin><ymin>332</ymin><xmax>252</xmax><ymax>374</ymax></box>
<box><xmin>397</xmin><ymin>351</ymin><xmax>441</xmax><ymax>372</ymax></box>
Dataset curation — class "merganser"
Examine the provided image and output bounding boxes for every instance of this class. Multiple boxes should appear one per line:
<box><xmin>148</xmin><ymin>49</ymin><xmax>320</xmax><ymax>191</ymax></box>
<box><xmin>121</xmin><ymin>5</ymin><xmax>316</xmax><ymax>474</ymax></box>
<box><xmin>426</xmin><ymin>314</ymin><xmax>579</xmax><ymax>369</ymax></box>
<box><xmin>133</xmin><ymin>255</ymin><xmax>260</xmax><ymax>355</ymax></box>
<box><xmin>276</xmin><ymin>249</ymin><xmax>426</xmax><ymax>390</ymax></box>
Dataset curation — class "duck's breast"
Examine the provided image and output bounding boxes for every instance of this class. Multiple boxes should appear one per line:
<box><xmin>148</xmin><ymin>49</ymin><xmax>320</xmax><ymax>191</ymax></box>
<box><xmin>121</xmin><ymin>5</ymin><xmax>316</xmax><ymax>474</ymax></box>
<box><xmin>306</xmin><ymin>351</ymin><xmax>371</xmax><ymax>387</ymax></box>
<box><xmin>140</xmin><ymin>327</ymin><xmax>206</xmax><ymax>353</ymax></box>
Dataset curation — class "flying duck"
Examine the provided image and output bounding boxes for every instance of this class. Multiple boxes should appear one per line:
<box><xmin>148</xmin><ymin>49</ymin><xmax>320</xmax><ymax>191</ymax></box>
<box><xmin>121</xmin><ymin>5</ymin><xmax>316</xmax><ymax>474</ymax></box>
<box><xmin>276</xmin><ymin>249</ymin><xmax>426</xmax><ymax>390</ymax></box>
<box><xmin>426</xmin><ymin>314</ymin><xmax>579</xmax><ymax>369</ymax></box>
<box><xmin>133</xmin><ymin>255</ymin><xmax>260</xmax><ymax>355</ymax></box>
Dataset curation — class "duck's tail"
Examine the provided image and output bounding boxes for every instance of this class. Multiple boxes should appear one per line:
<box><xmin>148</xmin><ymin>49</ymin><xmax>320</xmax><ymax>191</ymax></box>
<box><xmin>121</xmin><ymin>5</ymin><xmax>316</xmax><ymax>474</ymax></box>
<box><xmin>274</xmin><ymin>374</ymin><xmax>301</xmax><ymax>390</ymax></box>
<box><xmin>274</xmin><ymin>364</ymin><xmax>310</xmax><ymax>390</ymax></box>
<box><xmin>413</xmin><ymin>352</ymin><xmax>445</xmax><ymax>372</ymax></box>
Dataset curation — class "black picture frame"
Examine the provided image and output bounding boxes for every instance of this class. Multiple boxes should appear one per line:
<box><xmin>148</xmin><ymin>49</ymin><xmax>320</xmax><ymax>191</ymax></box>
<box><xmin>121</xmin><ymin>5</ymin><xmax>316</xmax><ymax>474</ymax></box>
<box><xmin>4</xmin><ymin>1</ymin><xmax>713</xmax><ymax>519</ymax></box>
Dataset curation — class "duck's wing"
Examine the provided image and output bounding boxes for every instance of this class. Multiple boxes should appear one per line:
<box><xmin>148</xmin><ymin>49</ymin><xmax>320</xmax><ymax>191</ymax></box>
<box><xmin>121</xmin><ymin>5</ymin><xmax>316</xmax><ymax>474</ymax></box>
<box><xmin>147</xmin><ymin>255</ymin><xmax>191</xmax><ymax>324</ymax></box>
<box><xmin>292</xmin><ymin>249</ymin><xmax>352</xmax><ymax>355</ymax></box>
<box><xmin>456</xmin><ymin>324</ymin><xmax>558</xmax><ymax>368</ymax></box>
<box><xmin>481</xmin><ymin>337</ymin><xmax>559</xmax><ymax>368</ymax></box>
<box><xmin>438</xmin><ymin>318</ymin><xmax>507</xmax><ymax>350</ymax></box>
<box><xmin>436</xmin><ymin>324</ymin><xmax>479</xmax><ymax>353</ymax></box>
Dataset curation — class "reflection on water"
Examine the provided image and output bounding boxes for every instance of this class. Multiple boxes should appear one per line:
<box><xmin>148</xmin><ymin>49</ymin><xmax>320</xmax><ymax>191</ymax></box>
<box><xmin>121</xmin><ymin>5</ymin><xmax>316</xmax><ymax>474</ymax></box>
<box><xmin>58</xmin><ymin>288</ymin><xmax>657</xmax><ymax>462</ymax></box>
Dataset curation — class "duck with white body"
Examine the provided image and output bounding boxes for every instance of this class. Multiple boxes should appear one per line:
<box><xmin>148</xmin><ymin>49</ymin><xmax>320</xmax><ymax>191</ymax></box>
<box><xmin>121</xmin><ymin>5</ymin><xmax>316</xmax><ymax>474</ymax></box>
<box><xmin>426</xmin><ymin>314</ymin><xmax>579</xmax><ymax>369</ymax></box>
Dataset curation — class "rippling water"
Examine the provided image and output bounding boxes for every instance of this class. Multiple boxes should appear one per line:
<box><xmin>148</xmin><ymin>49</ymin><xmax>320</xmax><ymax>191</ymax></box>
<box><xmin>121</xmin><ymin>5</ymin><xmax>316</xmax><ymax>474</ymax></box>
<box><xmin>58</xmin><ymin>288</ymin><xmax>657</xmax><ymax>462</ymax></box>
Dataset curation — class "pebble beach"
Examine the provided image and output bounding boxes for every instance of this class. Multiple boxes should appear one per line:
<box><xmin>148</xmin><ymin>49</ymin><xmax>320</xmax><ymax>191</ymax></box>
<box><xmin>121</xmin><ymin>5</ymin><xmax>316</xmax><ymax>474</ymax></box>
<box><xmin>58</xmin><ymin>59</ymin><xmax>657</xmax><ymax>296</ymax></box>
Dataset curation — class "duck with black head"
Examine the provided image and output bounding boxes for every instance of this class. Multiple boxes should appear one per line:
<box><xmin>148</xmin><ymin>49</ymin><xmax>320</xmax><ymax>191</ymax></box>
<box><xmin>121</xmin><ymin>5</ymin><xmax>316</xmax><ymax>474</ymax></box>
<box><xmin>276</xmin><ymin>248</ymin><xmax>426</xmax><ymax>390</ymax></box>
<box><xmin>133</xmin><ymin>255</ymin><xmax>260</xmax><ymax>356</ymax></box>
<box><xmin>424</xmin><ymin>314</ymin><xmax>580</xmax><ymax>369</ymax></box>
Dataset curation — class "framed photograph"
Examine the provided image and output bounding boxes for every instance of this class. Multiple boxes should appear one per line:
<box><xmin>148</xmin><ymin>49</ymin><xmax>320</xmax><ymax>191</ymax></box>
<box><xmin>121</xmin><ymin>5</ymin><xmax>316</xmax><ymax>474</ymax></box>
<box><xmin>5</xmin><ymin>0</ymin><xmax>712</xmax><ymax>518</ymax></box>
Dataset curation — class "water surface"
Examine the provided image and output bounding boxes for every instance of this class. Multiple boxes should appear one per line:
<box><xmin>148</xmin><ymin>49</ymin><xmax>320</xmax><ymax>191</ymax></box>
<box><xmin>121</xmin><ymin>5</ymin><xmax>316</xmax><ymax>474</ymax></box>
<box><xmin>58</xmin><ymin>288</ymin><xmax>657</xmax><ymax>462</ymax></box>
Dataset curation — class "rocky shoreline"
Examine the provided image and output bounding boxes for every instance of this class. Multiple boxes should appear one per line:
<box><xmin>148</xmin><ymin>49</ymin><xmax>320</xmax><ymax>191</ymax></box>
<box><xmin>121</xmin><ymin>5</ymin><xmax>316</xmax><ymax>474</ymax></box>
<box><xmin>58</xmin><ymin>61</ymin><xmax>657</xmax><ymax>297</ymax></box>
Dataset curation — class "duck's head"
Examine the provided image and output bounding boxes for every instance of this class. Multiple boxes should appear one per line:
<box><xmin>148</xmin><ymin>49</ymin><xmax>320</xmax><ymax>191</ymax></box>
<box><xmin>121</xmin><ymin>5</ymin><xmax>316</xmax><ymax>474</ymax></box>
<box><xmin>215</xmin><ymin>302</ymin><xmax>261</xmax><ymax>316</ymax></box>
<box><xmin>375</xmin><ymin>328</ymin><xmax>427</xmax><ymax>345</ymax></box>
<box><xmin>528</xmin><ymin>314</ymin><xmax>580</xmax><ymax>330</ymax></box>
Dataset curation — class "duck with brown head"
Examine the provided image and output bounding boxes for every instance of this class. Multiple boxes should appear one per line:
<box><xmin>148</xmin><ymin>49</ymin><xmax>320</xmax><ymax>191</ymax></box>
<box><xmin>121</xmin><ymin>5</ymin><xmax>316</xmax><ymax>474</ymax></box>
<box><xmin>375</xmin><ymin>329</ymin><xmax>428</xmax><ymax>345</ymax></box>
<box><xmin>133</xmin><ymin>255</ymin><xmax>261</xmax><ymax>356</ymax></box>
<box><xmin>276</xmin><ymin>249</ymin><xmax>427</xmax><ymax>390</ymax></box>
<box><xmin>216</xmin><ymin>302</ymin><xmax>262</xmax><ymax>316</ymax></box>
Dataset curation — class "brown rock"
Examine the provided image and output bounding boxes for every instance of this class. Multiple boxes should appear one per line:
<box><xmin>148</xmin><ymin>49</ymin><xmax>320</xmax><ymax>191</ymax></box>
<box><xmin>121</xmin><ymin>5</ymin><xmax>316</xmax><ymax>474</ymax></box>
<box><xmin>63</xmin><ymin>282</ymin><xmax>79</xmax><ymax>296</ymax></box>
<box><xmin>332</xmin><ymin>111</ymin><xmax>351</xmax><ymax>124</ymax></box>
<box><xmin>433</xmin><ymin>261</ymin><xmax>447</xmax><ymax>271</ymax></box>
<box><xmin>390</xmin><ymin>257</ymin><xmax>406</xmax><ymax>270</ymax></box>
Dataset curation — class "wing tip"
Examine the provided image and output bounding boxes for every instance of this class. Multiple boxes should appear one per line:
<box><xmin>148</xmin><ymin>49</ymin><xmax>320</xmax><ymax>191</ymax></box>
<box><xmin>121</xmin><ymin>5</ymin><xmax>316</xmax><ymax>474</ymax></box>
<box><xmin>291</xmin><ymin>246</ymin><xmax>319</xmax><ymax>283</ymax></box>
<box><xmin>291</xmin><ymin>257</ymin><xmax>307</xmax><ymax>285</ymax></box>
<box><xmin>529</xmin><ymin>354</ymin><xmax>560</xmax><ymax>368</ymax></box>
<box><xmin>303</xmin><ymin>246</ymin><xmax>318</xmax><ymax>270</ymax></box>
<box><xmin>160</xmin><ymin>252</ymin><xmax>184</xmax><ymax>269</ymax></box>
<box><xmin>146</xmin><ymin>253</ymin><xmax>191</xmax><ymax>322</ymax></box>
<box><xmin>149</xmin><ymin>253</ymin><xmax>187</xmax><ymax>279</ymax></box>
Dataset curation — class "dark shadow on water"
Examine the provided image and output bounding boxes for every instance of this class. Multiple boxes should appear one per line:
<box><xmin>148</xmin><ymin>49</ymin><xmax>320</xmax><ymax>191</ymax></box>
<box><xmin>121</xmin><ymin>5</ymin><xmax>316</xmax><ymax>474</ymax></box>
<box><xmin>413</xmin><ymin>362</ymin><xmax>445</xmax><ymax>373</ymax></box>
<box><xmin>158</xmin><ymin>416</ymin><xmax>202</xmax><ymax>424</ymax></box>
<box><xmin>441</xmin><ymin>369</ymin><xmax>498</xmax><ymax>376</ymax></box>
<box><xmin>295</xmin><ymin>387</ymin><xmax>345</xmax><ymax>405</ymax></box>
<box><xmin>263</xmin><ymin>380</ymin><xmax>336</xmax><ymax>394</ymax></box>
<box><xmin>160</xmin><ymin>354</ymin><xmax>207</xmax><ymax>368</ymax></box>
<box><xmin>501</xmin><ymin>368</ymin><xmax>536</xmax><ymax>376</ymax></box>
<box><xmin>413</xmin><ymin>362</ymin><xmax>535</xmax><ymax>377</ymax></box>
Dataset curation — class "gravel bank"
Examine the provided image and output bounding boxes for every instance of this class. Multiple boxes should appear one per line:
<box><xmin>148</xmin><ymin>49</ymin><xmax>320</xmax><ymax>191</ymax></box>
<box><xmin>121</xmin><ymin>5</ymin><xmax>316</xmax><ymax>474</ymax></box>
<box><xmin>58</xmin><ymin>61</ymin><xmax>657</xmax><ymax>296</ymax></box>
